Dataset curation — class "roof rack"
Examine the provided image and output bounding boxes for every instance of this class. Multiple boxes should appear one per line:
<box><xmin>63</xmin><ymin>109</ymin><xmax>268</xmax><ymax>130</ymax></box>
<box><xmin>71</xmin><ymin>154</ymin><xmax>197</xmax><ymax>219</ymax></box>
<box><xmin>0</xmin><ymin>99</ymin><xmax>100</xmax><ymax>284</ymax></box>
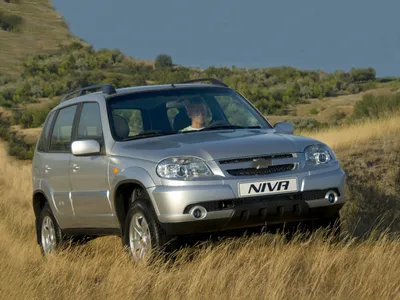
<box><xmin>61</xmin><ymin>84</ymin><xmax>117</xmax><ymax>102</ymax></box>
<box><xmin>179</xmin><ymin>78</ymin><xmax>229</xmax><ymax>87</ymax></box>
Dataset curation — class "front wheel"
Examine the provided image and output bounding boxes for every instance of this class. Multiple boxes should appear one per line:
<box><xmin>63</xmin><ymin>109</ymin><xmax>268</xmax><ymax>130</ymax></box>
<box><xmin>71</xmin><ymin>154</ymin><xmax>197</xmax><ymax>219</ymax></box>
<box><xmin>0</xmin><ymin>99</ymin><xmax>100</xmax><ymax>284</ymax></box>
<box><xmin>123</xmin><ymin>199</ymin><xmax>178</xmax><ymax>263</ymax></box>
<box><xmin>38</xmin><ymin>203</ymin><xmax>64</xmax><ymax>256</ymax></box>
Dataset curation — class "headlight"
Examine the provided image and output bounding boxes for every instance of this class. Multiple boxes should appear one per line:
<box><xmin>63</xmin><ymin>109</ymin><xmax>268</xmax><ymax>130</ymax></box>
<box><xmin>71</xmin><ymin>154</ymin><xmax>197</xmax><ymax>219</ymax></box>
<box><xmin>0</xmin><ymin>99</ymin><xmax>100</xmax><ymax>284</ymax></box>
<box><xmin>304</xmin><ymin>144</ymin><xmax>336</xmax><ymax>165</ymax></box>
<box><xmin>156</xmin><ymin>156</ymin><xmax>213</xmax><ymax>179</ymax></box>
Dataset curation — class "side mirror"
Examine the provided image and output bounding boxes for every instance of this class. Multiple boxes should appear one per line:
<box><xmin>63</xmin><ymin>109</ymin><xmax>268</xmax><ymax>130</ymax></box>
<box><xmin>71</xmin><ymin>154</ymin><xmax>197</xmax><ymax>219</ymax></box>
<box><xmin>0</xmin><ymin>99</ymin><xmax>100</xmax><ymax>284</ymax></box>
<box><xmin>273</xmin><ymin>122</ymin><xmax>294</xmax><ymax>135</ymax></box>
<box><xmin>71</xmin><ymin>140</ymin><xmax>101</xmax><ymax>156</ymax></box>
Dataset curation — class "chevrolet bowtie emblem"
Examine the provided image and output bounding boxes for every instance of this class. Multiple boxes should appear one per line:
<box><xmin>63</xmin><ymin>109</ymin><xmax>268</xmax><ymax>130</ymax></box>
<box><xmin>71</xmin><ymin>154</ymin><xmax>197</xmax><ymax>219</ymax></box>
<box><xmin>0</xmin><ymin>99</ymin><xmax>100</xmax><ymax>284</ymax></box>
<box><xmin>252</xmin><ymin>158</ymin><xmax>272</xmax><ymax>169</ymax></box>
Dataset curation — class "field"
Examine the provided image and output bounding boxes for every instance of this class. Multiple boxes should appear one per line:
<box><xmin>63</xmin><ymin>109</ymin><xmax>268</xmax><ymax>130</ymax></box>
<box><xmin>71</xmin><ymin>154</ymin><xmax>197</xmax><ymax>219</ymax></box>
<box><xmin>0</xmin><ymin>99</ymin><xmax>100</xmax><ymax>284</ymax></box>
<box><xmin>0</xmin><ymin>114</ymin><xmax>399</xmax><ymax>300</ymax></box>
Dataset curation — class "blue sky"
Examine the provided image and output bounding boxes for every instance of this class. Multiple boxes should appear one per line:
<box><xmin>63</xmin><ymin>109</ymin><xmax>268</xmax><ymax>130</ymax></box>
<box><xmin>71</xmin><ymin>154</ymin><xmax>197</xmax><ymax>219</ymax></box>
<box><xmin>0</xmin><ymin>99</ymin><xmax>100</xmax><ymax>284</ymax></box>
<box><xmin>52</xmin><ymin>0</ymin><xmax>400</xmax><ymax>77</ymax></box>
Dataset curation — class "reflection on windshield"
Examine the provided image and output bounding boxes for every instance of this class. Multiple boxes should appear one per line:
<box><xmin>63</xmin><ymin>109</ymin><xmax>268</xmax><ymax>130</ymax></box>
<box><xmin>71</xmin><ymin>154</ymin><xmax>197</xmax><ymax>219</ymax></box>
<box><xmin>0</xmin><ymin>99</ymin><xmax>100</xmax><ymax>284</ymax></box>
<box><xmin>107</xmin><ymin>87</ymin><xmax>271</xmax><ymax>141</ymax></box>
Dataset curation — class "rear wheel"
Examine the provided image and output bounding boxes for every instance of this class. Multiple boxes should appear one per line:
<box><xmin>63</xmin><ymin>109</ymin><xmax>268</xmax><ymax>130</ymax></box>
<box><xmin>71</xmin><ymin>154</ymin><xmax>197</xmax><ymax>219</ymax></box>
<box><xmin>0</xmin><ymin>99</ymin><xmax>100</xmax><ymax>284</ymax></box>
<box><xmin>123</xmin><ymin>197</ymin><xmax>178</xmax><ymax>263</ymax></box>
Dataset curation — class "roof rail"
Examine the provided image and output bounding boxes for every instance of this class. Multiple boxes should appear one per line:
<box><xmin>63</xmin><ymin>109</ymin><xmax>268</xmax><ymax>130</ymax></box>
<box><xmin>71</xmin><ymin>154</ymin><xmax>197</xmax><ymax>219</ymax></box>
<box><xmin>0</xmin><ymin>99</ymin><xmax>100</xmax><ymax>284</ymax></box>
<box><xmin>61</xmin><ymin>84</ymin><xmax>117</xmax><ymax>102</ymax></box>
<box><xmin>179</xmin><ymin>78</ymin><xmax>229</xmax><ymax>87</ymax></box>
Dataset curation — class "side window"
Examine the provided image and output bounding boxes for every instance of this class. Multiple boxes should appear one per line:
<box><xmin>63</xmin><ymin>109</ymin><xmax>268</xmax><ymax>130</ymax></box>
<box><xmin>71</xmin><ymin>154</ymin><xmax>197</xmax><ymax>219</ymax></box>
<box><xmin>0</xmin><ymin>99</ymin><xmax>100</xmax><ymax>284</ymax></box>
<box><xmin>37</xmin><ymin>110</ymin><xmax>56</xmax><ymax>152</ymax></box>
<box><xmin>76</xmin><ymin>102</ymin><xmax>103</xmax><ymax>143</ymax></box>
<box><xmin>49</xmin><ymin>105</ymin><xmax>78</xmax><ymax>153</ymax></box>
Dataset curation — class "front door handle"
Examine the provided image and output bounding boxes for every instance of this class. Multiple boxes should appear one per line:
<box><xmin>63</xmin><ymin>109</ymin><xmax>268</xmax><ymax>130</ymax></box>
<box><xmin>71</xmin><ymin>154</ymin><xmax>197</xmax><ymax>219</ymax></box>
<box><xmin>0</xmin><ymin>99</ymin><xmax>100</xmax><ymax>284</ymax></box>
<box><xmin>44</xmin><ymin>165</ymin><xmax>51</xmax><ymax>173</ymax></box>
<box><xmin>72</xmin><ymin>164</ymin><xmax>80</xmax><ymax>171</ymax></box>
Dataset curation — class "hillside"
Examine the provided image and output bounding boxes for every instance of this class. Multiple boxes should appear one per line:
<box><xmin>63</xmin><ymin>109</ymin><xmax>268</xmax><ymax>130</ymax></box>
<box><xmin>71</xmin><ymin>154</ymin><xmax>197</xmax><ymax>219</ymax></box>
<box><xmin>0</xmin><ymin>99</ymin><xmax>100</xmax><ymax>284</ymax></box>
<box><xmin>1</xmin><ymin>0</ymin><xmax>400</xmax><ymax>163</ymax></box>
<box><xmin>0</xmin><ymin>0</ymin><xmax>80</xmax><ymax>78</ymax></box>
<box><xmin>0</xmin><ymin>115</ymin><xmax>399</xmax><ymax>299</ymax></box>
<box><xmin>266</xmin><ymin>86</ymin><xmax>396</xmax><ymax>125</ymax></box>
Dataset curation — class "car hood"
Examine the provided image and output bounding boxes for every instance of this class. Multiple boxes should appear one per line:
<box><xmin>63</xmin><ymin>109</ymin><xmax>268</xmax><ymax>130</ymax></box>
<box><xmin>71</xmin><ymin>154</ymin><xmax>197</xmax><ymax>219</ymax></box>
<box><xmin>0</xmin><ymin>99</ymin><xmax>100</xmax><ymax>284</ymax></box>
<box><xmin>111</xmin><ymin>129</ymin><xmax>322</xmax><ymax>162</ymax></box>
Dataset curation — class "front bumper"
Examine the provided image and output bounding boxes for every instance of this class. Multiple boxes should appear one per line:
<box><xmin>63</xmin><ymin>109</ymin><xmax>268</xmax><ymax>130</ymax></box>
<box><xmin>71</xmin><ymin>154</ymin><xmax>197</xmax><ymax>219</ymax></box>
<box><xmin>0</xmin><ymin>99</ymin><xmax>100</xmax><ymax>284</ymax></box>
<box><xmin>147</xmin><ymin>168</ymin><xmax>346</xmax><ymax>236</ymax></box>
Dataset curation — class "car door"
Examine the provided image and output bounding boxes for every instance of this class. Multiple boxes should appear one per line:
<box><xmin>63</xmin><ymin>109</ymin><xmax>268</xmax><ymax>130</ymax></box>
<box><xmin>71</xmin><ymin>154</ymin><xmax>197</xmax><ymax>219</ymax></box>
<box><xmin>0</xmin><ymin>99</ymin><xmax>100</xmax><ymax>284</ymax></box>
<box><xmin>69</xmin><ymin>101</ymin><xmax>113</xmax><ymax>228</ymax></box>
<box><xmin>43</xmin><ymin>104</ymin><xmax>78</xmax><ymax>221</ymax></box>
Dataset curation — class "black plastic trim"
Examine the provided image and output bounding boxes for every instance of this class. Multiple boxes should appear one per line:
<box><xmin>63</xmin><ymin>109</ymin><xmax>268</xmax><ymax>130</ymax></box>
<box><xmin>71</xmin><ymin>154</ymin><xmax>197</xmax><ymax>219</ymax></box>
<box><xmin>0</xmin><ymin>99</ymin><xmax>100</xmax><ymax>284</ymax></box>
<box><xmin>183</xmin><ymin>188</ymin><xmax>341</xmax><ymax>214</ymax></box>
<box><xmin>162</xmin><ymin>203</ymin><xmax>344</xmax><ymax>236</ymax></box>
<box><xmin>61</xmin><ymin>84</ymin><xmax>117</xmax><ymax>102</ymax></box>
<box><xmin>62</xmin><ymin>228</ymin><xmax>121</xmax><ymax>237</ymax></box>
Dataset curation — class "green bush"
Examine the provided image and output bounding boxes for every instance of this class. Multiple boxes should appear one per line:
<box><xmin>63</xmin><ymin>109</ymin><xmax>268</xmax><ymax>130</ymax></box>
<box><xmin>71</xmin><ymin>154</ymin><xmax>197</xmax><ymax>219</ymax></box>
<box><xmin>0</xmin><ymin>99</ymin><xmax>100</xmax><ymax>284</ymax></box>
<box><xmin>155</xmin><ymin>54</ymin><xmax>173</xmax><ymax>69</ymax></box>
<box><xmin>8</xmin><ymin>132</ymin><xmax>34</xmax><ymax>160</ymax></box>
<box><xmin>0</xmin><ymin>11</ymin><xmax>23</xmax><ymax>32</ymax></box>
<box><xmin>287</xmin><ymin>117</ymin><xmax>325</xmax><ymax>132</ymax></box>
<box><xmin>310</xmin><ymin>108</ymin><xmax>318</xmax><ymax>115</ymax></box>
<box><xmin>351</xmin><ymin>93</ymin><xmax>400</xmax><ymax>121</ymax></box>
<box><xmin>349</xmin><ymin>67</ymin><xmax>376</xmax><ymax>82</ymax></box>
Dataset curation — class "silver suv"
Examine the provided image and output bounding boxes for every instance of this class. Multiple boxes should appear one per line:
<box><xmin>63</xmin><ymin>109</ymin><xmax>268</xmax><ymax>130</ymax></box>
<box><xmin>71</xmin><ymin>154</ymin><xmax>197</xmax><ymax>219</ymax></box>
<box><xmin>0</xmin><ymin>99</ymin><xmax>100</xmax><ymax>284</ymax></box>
<box><xmin>32</xmin><ymin>78</ymin><xmax>345</xmax><ymax>261</ymax></box>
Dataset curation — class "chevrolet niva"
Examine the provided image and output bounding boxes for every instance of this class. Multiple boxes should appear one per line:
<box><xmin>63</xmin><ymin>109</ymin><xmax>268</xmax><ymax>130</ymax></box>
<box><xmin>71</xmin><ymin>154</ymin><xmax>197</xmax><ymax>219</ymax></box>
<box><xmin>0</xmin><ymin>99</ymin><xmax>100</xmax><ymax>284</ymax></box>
<box><xmin>32</xmin><ymin>78</ymin><xmax>345</xmax><ymax>261</ymax></box>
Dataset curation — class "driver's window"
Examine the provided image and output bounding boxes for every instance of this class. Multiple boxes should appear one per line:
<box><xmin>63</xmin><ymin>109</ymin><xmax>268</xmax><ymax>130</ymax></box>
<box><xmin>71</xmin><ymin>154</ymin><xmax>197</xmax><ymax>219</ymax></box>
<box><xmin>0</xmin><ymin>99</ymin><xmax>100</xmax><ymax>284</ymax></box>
<box><xmin>215</xmin><ymin>96</ymin><xmax>259</xmax><ymax>127</ymax></box>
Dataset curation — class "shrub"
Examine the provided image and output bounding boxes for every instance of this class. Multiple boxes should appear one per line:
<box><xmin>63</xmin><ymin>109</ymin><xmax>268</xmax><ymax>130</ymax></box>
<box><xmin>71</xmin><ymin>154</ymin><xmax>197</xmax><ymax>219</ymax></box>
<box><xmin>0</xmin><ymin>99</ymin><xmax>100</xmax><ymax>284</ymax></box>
<box><xmin>155</xmin><ymin>54</ymin><xmax>173</xmax><ymax>69</ymax></box>
<box><xmin>310</xmin><ymin>108</ymin><xmax>318</xmax><ymax>115</ymax></box>
<box><xmin>0</xmin><ymin>11</ymin><xmax>23</xmax><ymax>32</ymax></box>
<box><xmin>286</xmin><ymin>117</ymin><xmax>324</xmax><ymax>132</ymax></box>
<box><xmin>349</xmin><ymin>67</ymin><xmax>376</xmax><ymax>82</ymax></box>
<box><xmin>351</xmin><ymin>93</ymin><xmax>400</xmax><ymax>120</ymax></box>
<box><xmin>7</xmin><ymin>132</ymin><xmax>34</xmax><ymax>160</ymax></box>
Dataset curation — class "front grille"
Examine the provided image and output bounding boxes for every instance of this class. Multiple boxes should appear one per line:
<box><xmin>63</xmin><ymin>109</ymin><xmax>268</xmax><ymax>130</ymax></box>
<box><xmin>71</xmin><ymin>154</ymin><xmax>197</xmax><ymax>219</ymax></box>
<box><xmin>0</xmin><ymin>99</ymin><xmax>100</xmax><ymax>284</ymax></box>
<box><xmin>219</xmin><ymin>153</ymin><xmax>293</xmax><ymax>165</ymax></box>
<box><xmin>227</xmin><ymin>164</ymin><xmax>295</xmax><ymax>176</ymax></box>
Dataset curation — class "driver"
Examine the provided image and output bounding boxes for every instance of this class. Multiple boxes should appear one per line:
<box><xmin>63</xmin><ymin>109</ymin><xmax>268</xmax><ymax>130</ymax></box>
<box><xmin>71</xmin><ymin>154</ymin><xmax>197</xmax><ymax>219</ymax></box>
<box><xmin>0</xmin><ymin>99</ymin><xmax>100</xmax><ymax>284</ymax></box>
<box><xmin>181</xmin><ymin>97</ymin><xmax>208</xmax><ymax>131</ymax></box>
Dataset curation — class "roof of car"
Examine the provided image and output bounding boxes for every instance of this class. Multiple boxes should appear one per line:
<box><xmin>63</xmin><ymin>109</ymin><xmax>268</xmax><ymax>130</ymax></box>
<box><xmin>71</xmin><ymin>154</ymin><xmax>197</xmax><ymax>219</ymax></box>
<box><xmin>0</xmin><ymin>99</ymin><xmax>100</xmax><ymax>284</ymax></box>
<box><xmin>56</xmin><ymin>78</ymin><xmax>231</xmax><ymax>107</ymax></box>
<box><xmin>112</xmin><ymin>83</ymin><xmax>228</xmax><ymax>96</ymax></box>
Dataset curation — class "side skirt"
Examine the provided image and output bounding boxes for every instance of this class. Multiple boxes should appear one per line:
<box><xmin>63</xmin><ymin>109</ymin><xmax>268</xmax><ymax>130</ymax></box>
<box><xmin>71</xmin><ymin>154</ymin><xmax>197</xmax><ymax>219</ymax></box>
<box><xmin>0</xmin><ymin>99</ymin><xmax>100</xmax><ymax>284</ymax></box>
<box><xmin>62</xmin><ymin>228</ymin><xmax>121</xmax><ymax>237</ymax></box>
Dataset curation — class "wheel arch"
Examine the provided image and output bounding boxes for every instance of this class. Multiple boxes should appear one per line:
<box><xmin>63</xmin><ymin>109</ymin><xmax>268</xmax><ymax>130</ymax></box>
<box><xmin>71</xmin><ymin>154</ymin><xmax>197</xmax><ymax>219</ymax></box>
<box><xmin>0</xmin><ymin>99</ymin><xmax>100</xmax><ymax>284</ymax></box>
<box><xmin>113</xmin><ymin>180</ymin><xmax>153</xmax><ymax>236</ymax></box>
<box><xmin>32</xmin><ymin>191</ymin><xmax>49</xmax><ymax>244</ymax></box>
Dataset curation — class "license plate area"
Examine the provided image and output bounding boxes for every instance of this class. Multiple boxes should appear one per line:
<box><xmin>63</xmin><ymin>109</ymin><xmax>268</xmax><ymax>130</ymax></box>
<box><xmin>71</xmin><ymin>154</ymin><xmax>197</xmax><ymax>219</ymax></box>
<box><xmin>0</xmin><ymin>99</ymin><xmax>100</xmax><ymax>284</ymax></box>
<box><xmin>238</xmin><ymin>178</ymin><xmax>298</xmax><ymax>197</ymax></box>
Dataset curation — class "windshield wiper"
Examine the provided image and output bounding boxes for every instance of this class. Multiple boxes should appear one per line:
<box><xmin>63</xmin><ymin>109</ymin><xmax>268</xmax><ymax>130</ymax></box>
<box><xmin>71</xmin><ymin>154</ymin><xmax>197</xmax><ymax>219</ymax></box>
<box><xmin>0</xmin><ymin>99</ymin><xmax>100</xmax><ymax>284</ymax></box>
<box><xmin>121</xmin><ymin>130</ymin><xmax>178</xmax><ymax>141</ymax></box>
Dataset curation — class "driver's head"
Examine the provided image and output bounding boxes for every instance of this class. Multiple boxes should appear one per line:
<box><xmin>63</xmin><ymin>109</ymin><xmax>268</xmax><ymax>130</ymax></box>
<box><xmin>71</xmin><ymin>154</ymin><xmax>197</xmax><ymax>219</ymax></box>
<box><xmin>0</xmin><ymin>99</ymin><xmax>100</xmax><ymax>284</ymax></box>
<box><xmin>185</xmin><ymin>97</ymin><xmax>208</xmax><ymax>123</ymax></box>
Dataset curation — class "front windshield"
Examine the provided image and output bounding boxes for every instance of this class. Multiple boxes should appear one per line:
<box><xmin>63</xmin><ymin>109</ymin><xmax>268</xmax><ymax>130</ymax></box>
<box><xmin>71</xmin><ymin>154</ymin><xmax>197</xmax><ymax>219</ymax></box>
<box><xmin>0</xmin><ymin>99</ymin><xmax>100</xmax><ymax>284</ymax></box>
<box><xmin>107</xmin><ymin>87</ymin><xmax>272</xmax><ymax>141</ymax></box>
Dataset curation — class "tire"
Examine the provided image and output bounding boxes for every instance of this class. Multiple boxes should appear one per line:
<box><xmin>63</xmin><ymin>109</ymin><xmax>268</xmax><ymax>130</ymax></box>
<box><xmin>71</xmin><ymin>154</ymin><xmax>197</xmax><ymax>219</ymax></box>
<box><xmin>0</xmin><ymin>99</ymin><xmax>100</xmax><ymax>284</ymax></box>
<box><xmin>37</xmin><ymin>202</ymin><xmax>65</xmax><ymax>256</ymax></box>
<box><xmin>123</xmin><ymin>196</ymin><xmax>178</xmax><ymax>263</ymax></box>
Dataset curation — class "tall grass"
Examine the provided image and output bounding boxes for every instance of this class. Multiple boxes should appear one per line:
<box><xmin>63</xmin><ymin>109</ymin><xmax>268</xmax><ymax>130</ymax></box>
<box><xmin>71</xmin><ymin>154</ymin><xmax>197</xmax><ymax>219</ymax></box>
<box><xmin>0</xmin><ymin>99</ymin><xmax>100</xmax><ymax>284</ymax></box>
<box><xmin>300</xmin><ymin>113</ymin><xmax>400</xmax><ymax>150</ymax></box>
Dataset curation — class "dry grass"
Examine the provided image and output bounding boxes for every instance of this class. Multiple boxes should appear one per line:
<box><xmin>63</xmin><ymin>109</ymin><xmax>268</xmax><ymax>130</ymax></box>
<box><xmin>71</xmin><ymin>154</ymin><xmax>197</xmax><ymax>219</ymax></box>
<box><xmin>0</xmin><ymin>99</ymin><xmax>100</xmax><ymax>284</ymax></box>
<box><xmin>1</xmin><ymin>114</ymin><xmax>400</xmax><ymax>299</ymax></box>
<box><xmin>300</xmin><ymin>113</ymin><xmax>400</xmax><ymax>150</ymax></box>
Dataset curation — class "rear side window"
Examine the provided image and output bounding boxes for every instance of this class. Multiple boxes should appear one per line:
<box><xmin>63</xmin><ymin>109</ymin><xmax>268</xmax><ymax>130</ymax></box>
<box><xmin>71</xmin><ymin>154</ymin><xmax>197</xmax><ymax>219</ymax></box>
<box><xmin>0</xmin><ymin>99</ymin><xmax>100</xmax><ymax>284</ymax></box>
<box><xmin>37</xmin><ymin>110</ymin><xmax>56</xmax><ymax>152</ymax></box>
<box><xmin>76</xmin><ymin>102</ymin><xmax>103</xmax><ymax>143</ymax></box>
<box><xmin>49</xmin><ymin>105</ymin><xmax>78</xmax><ymax>153</ymax></box>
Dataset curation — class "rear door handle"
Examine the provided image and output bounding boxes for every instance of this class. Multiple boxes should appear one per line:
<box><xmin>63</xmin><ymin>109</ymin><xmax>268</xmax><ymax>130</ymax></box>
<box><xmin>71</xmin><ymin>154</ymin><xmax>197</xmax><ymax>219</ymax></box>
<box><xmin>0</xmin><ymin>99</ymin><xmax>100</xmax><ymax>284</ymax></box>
<box><xmin>44</xmin><ymin>165</ymin><xmax>51</xmax><ymax>172</ymax></box>
<box><xmin>72</xmin><ymin>164</ymin><xmax>80</xmax><ymax>171</ymax></box>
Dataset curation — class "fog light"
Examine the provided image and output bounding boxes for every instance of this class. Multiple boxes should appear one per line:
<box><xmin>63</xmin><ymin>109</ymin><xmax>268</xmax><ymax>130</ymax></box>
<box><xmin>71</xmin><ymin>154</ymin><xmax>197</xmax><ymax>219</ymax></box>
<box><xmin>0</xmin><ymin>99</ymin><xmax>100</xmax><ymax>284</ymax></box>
<box><xmin>193</xmin><ymin>209</ymin><xmax>201</xmax><ymax>218</ymax></box>
<box><xmin>189</xmin><ymin>206</ymin><xmax>207</xmax><ymax>219</ymax></box>
<box><xmin>325</xmin><ymin>190</ymin><xmax>338</xmax><ymax>204</ymax></box>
